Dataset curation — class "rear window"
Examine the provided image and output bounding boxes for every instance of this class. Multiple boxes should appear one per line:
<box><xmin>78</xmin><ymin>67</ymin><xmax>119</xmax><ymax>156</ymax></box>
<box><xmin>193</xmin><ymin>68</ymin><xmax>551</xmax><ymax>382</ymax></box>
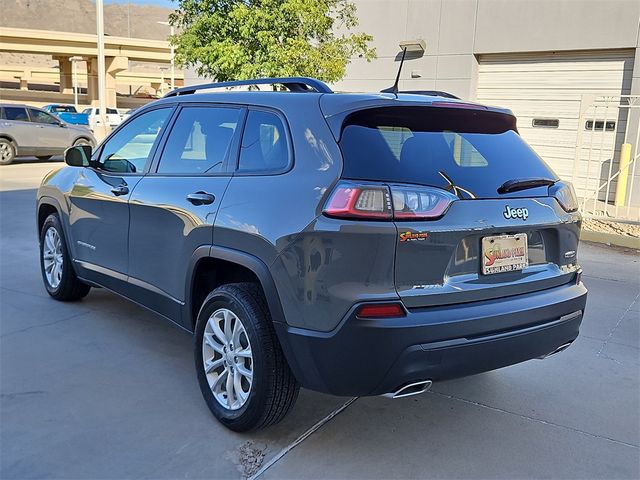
<box><xmin>339</xmin><ymin>106</ymin><xmax>557</xmax><ymax>198</ymax></box>
<box><xmin>50</xmin><ymin>106</ymin><xmax>76</xmax><ymax>113</ymax></box>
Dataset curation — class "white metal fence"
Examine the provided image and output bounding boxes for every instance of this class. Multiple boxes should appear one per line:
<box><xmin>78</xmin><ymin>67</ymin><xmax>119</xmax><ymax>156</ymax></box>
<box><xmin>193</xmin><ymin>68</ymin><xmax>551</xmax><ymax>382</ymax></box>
<box><xmin>573</xmin><ymin>95</ymin><xmax>640</xmax><ymax>222</ymax></box>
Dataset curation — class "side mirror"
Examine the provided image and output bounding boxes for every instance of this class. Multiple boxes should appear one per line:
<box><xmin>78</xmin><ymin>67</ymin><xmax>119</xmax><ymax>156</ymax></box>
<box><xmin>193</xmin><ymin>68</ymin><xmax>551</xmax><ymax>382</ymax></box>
<box><xmin>59</xmin><ymin>122</ymin><xmax>67</xmax><ymax>128</ymax></box>
<box><xmin>64</xmin><ymin>145</ymin><xmax>92</xmax><ymax>167</ymax></box>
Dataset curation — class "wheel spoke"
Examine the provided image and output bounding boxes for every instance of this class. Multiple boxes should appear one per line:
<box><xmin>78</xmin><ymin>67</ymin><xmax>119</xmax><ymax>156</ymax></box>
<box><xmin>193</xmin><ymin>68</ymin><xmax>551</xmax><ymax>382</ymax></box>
<box><xmin>233</xmin><ymin>369</ymin><xmax>248</xmax><ymax>403</ymax></box>
<box><xmin>235</xmin><ymin>347</ymin><xmax>252</xmax><ymax>358</ymax></box>
<box><xmin>225</xmin><ymin>366</ymin><xmax>235</xmax><ymax>404</ymax></box>
<box><xmin>236</xmin><ymin>364</ymin><xmax>253</xmax><ymax>380</ymax></box>
<box><xmin>204</xmin><ymin>333</ymin><xmax>224</xmax><ymax>354</ymax></box>
<box><xmin>212</xmin><ymin>368</ymin><xmax>228</xmax><ymax>391</ymax></box>
<box><xmin>204</xmin><ymin>357</ymin><xmax>224</xmax><ymax>373</ymax></box>
<box><xmin>223</xmin><ymin>310</ymin><xmax>233</xmax><ymax>341</ymax></box>
<box><xmin>209</xmin><ymin>316</ymin><xmax>227</xmax><ymax>344</ymax></box>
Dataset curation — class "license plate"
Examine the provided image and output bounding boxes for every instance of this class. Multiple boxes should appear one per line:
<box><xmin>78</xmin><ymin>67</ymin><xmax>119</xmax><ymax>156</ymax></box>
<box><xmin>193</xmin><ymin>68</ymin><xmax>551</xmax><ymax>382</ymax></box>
<box><xmin>482</xmin><ymin>233</ymin><xmax>528</xmax><ymax>275</ymax></box>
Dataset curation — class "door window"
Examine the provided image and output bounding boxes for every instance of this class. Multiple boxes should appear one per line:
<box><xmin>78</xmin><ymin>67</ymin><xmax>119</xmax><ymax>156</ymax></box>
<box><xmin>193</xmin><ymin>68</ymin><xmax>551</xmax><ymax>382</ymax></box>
<box><xmin>238</xmin><ymin>111</ymin><xmax>289</xmax><ymax>172</ymax></box>
<box><xmin>29</xmin><ymin>109</ymin><xmax>60</xmax><ymax>125</ymax></box>
<box><xmin>3</xmin><ymin>107</ymin><xmax>29</xmax><ymax>122</ymax></box>
<box><xmin>98</xmin><ymin>108</ymin><xmax>171</xmax><ymax>173</ymax></box>
<box><xmin>157</xmin><ymin>106</ymin><xmax>241</xmax><ymax>174</ymax></box>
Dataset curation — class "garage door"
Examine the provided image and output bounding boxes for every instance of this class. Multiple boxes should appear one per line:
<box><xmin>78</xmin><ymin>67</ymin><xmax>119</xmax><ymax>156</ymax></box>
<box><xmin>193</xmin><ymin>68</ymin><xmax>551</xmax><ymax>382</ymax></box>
<box><xmin>476</xmin><ymin>50</ymin><xmax>635</xmax><ymax>198</ymax></box>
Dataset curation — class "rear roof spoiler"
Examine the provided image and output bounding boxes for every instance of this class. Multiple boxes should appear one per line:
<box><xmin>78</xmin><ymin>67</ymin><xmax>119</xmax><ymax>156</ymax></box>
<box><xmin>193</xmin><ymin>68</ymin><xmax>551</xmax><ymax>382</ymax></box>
<box><xmin>164</xmin><ymin>77</ymin><xmax>333</xmax><ymax>97</ymax></box>
<box><xmin>397</xmin><ymin>90</ymin><xmax>460</xmax><ymax>99</ymax></box>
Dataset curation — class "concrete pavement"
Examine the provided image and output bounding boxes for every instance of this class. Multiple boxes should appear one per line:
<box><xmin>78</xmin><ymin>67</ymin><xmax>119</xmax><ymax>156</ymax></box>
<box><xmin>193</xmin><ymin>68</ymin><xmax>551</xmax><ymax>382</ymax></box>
<box><xmin>1</xmin><ymin>162</ymin><xmax>638</xmax><ymax>479</ymax></box>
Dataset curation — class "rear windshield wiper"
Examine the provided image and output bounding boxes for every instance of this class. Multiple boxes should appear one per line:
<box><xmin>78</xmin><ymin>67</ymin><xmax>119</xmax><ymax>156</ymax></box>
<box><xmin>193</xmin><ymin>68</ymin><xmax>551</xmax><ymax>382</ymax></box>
<box><xmin>498</xmin><ymin>177</ymin><xmax>556</xmax><ymax>194</ymax></box>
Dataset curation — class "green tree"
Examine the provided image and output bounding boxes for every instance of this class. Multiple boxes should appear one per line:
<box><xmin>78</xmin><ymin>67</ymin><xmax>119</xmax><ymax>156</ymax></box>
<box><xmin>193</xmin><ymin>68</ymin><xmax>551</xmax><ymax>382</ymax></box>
<box><xmin>169</xmin><ymin>0</ymin><xmax>376</xmax><ymax>83</ymax></box>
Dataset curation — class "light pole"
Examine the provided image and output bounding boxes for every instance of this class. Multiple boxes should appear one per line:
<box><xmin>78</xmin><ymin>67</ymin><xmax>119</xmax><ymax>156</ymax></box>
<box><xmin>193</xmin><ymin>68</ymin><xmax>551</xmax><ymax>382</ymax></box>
<box><xmin>69</xmin><ymin>56</ymin><xmax>83</xmax><ymax>110</ymax></box>
<box><xmin>96</xmin><ymin>0</ymin><xmax>109</xmax><ymax>138</ymax></box>
<box><xmin>157</xmin><ymin>21</ymin><xmax>175</xmax><ymax>91</ymax></box>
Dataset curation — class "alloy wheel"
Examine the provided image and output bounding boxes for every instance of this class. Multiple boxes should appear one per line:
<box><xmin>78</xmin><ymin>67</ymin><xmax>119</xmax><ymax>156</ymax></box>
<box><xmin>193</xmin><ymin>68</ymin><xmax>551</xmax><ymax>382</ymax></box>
<box><xmin>42</xmin><ymin>226</ymin><xmax>63</xmax><ymax>289</ymax></box>
<box><xmin>0</xmin><ymin>142</ymin><xmax>12</xmax><ymax>163</ymax></box>
<box><xmin>202</xmin><ymin>308</ymin><xmax>253</xmax><ymax>410</ymax></box>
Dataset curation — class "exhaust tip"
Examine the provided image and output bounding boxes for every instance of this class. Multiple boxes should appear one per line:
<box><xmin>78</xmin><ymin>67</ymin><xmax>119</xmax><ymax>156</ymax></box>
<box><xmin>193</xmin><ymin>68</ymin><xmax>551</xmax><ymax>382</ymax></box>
<box><xmin>537</xmin><ymin>341</ymin><xmax>573</xmax><ymax>360</ymax></box>
<box><xmin>383</xmin><ymin>380</ymin><xmax>433</xmax><ymax>399</ymax></box>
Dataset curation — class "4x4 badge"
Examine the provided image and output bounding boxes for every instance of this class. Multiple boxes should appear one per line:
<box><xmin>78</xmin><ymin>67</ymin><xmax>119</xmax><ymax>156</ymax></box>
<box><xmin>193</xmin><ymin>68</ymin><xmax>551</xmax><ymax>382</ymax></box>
<box><xmin>503</xmin><ymin>205</ymin><xmax>529</xmax><ymax>221</ymax></box>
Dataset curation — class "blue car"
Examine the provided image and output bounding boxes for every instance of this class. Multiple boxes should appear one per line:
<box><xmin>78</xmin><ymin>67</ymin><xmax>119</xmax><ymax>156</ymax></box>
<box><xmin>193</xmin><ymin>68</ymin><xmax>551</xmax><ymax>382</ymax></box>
<box><xmin>43</xmin><ymin>104</ymin><xmax>89</xmax><ymax>126</ymax></box>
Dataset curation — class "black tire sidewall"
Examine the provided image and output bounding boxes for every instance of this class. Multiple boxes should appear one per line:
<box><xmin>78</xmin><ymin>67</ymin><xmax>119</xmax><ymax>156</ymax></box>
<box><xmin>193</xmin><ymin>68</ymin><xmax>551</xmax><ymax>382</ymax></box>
<box><xmin>194</xmin><ymin>287</ymin><xmax>271</xmax><ymax>429</ymax></box>
<box><xmin>0</xmin><ymin>139</ymin><xmax>15</xmax><ymax>165</ymax></box>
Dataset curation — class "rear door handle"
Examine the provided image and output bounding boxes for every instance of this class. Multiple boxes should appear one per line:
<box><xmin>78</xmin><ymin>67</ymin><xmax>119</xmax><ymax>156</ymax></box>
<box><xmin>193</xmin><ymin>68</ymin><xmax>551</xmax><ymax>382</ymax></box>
<box><xmin>111</xmin><ymin>185</ymin><xmax>129</xmax><ymax>196</ymax></box>
<box><xmin>186</xmin><ymin>192</ymin><xmax>215</xmax><ymax>206</ymax></box>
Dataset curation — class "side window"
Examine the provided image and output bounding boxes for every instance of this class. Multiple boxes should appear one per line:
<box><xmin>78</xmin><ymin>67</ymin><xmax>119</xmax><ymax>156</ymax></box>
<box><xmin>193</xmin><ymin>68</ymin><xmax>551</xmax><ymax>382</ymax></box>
<box><xmin>238</xmin><ymin>110</ymin><xmax>289</xmax><ymax>173</ymax></box>
<box><xmin>157</xmin><ymin>106</ymin><xmax>241</xmax><ymax>174</ymax></box>
<box><xmin>4</xmin><ymin>107</ymin><xmax>29</xmax><ymax>122</ymax></box>
<box><xmin>29</xmin><ymin>109</ymin><xmax>59</xmax><ymax>125</ymax></box>
<box><xmin>98</xmin><ymin>108</ymin><xmax>171</xmax><ymax>173</ymax></box>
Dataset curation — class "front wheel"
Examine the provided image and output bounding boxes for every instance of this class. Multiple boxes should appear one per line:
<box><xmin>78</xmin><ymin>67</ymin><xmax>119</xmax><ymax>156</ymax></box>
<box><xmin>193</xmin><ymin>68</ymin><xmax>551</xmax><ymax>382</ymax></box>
<box><xmin>195</xmin><ymin>283</ymin><xmax>299</xmax><ymax>432</ymax></box>
<box><xmin>73</xmin><ymin>138</ymin><xmax>92</xmax><ymax>147</ymax></box>
<box><xmin>40</xmin><ymin>214</ymin><xmax>91</xmax><ymax>301</ymax></box>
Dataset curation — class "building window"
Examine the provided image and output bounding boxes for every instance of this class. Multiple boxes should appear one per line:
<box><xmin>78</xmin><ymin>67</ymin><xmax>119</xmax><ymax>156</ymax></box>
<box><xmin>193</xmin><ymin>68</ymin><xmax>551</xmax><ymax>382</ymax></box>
<box><xmin>585</xmin><ymin>120</ymin><xmax>616</xmax><ymax>132</ymax></box>
<box><xmin>532</xmin><ymin>118</ymin><xmax>559</xmax><ymax>128</ymax></box>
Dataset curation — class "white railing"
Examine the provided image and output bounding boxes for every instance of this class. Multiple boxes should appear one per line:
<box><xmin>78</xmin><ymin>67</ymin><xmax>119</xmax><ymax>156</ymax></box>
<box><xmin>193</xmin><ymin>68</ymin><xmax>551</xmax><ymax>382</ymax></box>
<box><xmin>574</xmin><ymin>95</ymin><xmax>640</xmax><ymax>222</ymax></box>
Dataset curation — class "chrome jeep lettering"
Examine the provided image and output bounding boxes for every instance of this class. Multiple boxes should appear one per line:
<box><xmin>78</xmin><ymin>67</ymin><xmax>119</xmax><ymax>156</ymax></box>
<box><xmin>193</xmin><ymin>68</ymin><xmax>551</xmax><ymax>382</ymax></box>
<box><xmin>503</xmin><ymin>205</ymin><xmax>529</xmax><ymax>221</ymax></box>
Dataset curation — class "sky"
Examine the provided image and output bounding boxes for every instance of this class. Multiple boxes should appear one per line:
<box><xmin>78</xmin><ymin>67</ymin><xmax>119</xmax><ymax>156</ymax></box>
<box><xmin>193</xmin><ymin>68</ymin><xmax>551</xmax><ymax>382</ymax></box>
<box><xmin>105</xmin><ymin>0</ymin><xmax>176</xmax><ymax>8</ymax></box>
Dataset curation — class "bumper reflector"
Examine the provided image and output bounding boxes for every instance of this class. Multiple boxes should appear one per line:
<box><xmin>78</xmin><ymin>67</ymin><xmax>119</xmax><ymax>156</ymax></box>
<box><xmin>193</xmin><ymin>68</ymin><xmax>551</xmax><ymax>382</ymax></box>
<box><xmin>356</xmin><ymin>303</ymin><xmax>406</xmax><ymax>319</ymax></box>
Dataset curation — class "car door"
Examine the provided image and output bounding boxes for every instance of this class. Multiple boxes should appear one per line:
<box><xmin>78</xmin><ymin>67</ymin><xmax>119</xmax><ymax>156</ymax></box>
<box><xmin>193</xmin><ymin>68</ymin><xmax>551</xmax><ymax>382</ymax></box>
<box><xmin>127</xmin><ymin>104</ymin><xmax>244</xmax><ymax>325</ymax></box>
<box><xmin>1</xmin><ymin>106</ymin><xmax>35</xmax><ymax>151</ymax></box>
<box><xmin>27</xmin><ymin>108</ymin><xmax>70</xmax><ymax>152</ymax></box>
<box><xmin>67</xmin><ymin>106</ymin><xmax>173</xmax><ymax>291</ymax></box>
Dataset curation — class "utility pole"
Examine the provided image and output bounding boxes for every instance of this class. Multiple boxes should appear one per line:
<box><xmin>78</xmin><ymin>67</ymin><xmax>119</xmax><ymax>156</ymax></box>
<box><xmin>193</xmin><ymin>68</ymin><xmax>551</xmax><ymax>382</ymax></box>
<box><xmin>96</xmin><ymin>0</ymin><xmax>109</xmax><ymax>139</ymax></box>
<box><xmin>69</xmin><ymin>56</ymin><xmax>83</xmax><ymax>110</ymax></box>
<box><xmin>157</xmin><ymin>21</ymin><xmax>175</xmax><ymax>91</ymax></box>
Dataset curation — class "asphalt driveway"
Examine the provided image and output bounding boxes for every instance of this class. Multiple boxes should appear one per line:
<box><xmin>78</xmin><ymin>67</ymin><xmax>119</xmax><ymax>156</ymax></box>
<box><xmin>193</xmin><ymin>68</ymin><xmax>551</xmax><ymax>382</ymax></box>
<box><xmin>1</xmin><ymin>162</ymin><xmax>638</xmax><ymax>479</ymax></box>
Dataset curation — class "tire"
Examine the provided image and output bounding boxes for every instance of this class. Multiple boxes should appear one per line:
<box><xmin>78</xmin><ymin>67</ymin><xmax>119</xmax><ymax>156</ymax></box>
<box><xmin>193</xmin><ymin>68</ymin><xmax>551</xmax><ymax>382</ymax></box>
<box><xmin>36</xmin><ymin>155</ymin><xmax>52</xmax><ymax>161</ymax></box>
<box><xmin>40</xmin><ymin>214</ymin><xmax>91</xmax><ymax>301</ymax></box>
<box><xmin>73</xmin><ymin>138</ymin><xmax>91</xmax><ymax>147</ymax></box>
<box><xmin>195</xmin><ymin>283</ymin><xmax>299</xmax><ymax>432</ymax></box>
<box><xmin>0</xmin><ymin>138</ymin><xmax>15</xmax><ymax>165</ymax></box>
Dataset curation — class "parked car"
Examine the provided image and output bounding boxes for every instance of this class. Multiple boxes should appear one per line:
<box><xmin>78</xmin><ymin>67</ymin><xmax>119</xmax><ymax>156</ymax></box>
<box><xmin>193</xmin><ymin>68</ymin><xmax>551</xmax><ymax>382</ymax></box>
<box><xmin>0</xmin><ymin>104</ymin><xmax>96</xmax><ymax>165</ymax></box>
<box><xmin>36</xmin><ymin>77</ymin><xmax>587</xmax><ymax>432</ymax></box>
<box><xmin>81</xmin><ymin>106</ymin><xmax>123</xmax><ymax>129</ymax></box>
<box><xmin>43</xmin><ymin>104</ymin><xmax>89</xmax><ymax>126</ymax></box>
<box><xmin>120</xmin><ymin>108</ymin><xmax>137</xmax><ymax>122</ymax></box>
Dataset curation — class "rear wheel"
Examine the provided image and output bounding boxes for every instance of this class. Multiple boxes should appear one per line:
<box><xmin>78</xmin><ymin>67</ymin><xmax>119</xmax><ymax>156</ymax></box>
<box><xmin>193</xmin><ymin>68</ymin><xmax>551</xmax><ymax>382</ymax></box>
<box><xmin>40</xmin><ymin>214</ymin><xmax>91</xmax><ymax>301</ymax></box>
<box><xmin>0</xmin><ymin>139</ymin><xmax>15</xmax><ymax>165</ymax></box>
<box><xmin>195</xmin><ymin>283</ymin><xmax>299</xmax><ymax>432</ymax></box>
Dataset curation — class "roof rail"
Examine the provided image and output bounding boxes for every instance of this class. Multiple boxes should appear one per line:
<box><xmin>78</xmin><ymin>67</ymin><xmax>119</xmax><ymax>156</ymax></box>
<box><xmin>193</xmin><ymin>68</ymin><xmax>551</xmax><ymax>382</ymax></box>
<box><xmin>164</xmin><ymin>77</ymin><xmax>333</xmax><ymax>97</ymax></box>
<box><xmin>397</xmin><ymin>90</ymin><xmax>460</xmax><ymax>100</ymax></box>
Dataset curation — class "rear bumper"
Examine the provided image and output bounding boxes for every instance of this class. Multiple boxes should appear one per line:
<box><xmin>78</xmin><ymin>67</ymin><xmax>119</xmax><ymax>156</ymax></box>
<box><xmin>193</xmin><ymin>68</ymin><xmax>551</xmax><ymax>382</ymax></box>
<box><xmin>275</xmin><ymin>282</ymin><xmax>587</xmax><ymax>396</ymax></box>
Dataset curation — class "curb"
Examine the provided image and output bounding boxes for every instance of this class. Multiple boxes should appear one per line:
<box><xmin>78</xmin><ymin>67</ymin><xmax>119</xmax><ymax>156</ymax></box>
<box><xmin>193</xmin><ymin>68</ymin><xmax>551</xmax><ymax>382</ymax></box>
<box><xmin>581</xmin><ymin>230</ymin><xmax>640</xmax><ymax>249</ymax></box>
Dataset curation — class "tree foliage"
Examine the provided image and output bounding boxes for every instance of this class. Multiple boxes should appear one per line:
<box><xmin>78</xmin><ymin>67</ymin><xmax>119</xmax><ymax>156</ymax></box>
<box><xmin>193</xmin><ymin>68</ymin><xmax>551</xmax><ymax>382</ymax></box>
<box><xmin>169</xmin><ymin>0</ymin><xmax>376</xmax><ymax>82</ymax></box>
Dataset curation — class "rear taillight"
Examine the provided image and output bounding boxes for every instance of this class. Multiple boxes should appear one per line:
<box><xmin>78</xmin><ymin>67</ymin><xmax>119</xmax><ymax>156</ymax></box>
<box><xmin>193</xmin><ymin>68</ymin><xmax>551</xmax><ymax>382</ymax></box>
<box><xmin>391</xmin><ymin>184</ymin><xmax>456</xmax><ymax>220</ymax></box>
<box><xmin>323</xmin><ymin>182</ymin><xmax>393</xmax><ymax>220</ymax></box>
<box><xmin>550</xmin><ymin>181</ymin><xmax>578</xmax><ymax>213</ymax></box>
<box><xmin>323</xmin><ymin>181</ymin><xmax>456</xmax><ymax>221</ymax></box>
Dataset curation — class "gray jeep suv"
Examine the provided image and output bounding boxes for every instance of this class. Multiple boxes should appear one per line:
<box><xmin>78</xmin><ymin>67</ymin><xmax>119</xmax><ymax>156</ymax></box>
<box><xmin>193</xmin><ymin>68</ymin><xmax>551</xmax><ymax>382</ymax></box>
<box><xmin>36</xmin><ymin>77</ymin><xmax>587</xmax><ymax>431</ymax></box>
